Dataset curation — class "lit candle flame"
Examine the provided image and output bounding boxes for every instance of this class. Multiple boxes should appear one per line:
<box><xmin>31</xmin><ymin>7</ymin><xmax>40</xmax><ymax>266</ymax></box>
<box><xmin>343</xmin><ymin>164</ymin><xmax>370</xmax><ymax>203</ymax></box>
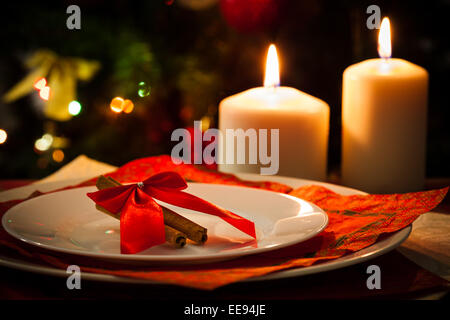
<box><xmin>378</xmin><ymin>17</ymin><xmax>391</xmax><ymax>59</ymax></box>
<box><xmin>264</xmin><ymin>44</ymin><xmax>280</xmax><ymax>88</ymax></box>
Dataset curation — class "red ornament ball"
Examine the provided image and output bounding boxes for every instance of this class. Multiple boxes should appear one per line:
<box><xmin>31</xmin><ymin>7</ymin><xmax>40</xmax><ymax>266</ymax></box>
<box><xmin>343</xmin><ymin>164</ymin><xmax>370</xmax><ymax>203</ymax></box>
<box><xmin>220</xmin><ymin>0</ymin><xmax>286</xmax><ymax>33</ymax></box>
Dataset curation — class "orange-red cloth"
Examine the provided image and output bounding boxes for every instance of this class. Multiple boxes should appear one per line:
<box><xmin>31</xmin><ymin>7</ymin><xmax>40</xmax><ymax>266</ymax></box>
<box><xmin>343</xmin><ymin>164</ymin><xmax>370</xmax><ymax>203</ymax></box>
<box><xmin>0</xmin><ymin>155</ymin><xmax>447</xmax><ymax>290</ymax></box>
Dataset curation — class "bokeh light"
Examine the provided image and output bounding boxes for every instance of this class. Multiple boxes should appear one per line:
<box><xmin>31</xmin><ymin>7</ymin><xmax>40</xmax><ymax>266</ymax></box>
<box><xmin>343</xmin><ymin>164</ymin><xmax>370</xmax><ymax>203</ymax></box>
<box><xmin>200</xmin><ymin>115</ymin><xmax>211</xmax><ymax>131</ymax></box>
<box><xmin>110</xmin><ymin>97</ymin><xmax>124</xmax><ymax>113</ymax></box>
<box><xmin>34</xmin><ymin>78</ymin><xmax>47</xmax><ymax>90</ymax></box>
<box><xmin>39</xmin><ymin>86</ymin><xmax>50</xmax><ymax>101</ymax></box>
<box><xmin>122</xmin><ymin>99</ymin><xmax>134</xmax><ymax>113</ymax></box>
<box><xmin>138</xmin><ymin>81</ymin><xmax>151</xmax><ymax>97</ymax></box>
<box><xmin>68</xmin><ymin>100</ymin><xmax>82</xmax><ymax>116</ymax></box>
<box><xmin>52</xmin><ymin>136</ymin><xmax>69</xmax><ymax>149</ymax></box>
<box><xmin>35</xmin><ymin>139</ymin><xmax>50</xmax><ymax>152</ymax></box>
<box><xmin>34</xmin><ymin>133</ymin><xmax>53</xmax><ymax>152</ymax></box>
<box><xmin>0</xmin><ymin>129</ymin><xmax>7</xmax><ymax>144</ymax></box>
<box><xmin>52</xmin><ymin>149</ymin><xmax>65</xmax><ymax>162</ymax></box>
<box><xmin>42</xmin><ymin>133</ymin><xmax>53</xmax><ymax>145</ymax></box>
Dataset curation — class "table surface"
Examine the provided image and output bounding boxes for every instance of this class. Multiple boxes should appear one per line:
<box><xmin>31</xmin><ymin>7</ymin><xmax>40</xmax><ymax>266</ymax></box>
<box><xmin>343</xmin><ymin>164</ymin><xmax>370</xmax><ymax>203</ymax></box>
<box><xmin>0</xmin><ymin>178</ymin><xmax>448</xmax><ymax>300</ymax></box>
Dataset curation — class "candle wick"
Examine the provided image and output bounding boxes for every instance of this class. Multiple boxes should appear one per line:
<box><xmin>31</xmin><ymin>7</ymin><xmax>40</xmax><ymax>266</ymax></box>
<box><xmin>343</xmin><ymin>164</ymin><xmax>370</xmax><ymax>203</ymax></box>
<box><xmin>266</xmin><ymin>84</ymin><xmax>279</xmax><ymax>91</ymax></box>
<box><xmin>379</xmin><ymin>58</ymin><xmax>391</xmax><ymax>73</ymax></box>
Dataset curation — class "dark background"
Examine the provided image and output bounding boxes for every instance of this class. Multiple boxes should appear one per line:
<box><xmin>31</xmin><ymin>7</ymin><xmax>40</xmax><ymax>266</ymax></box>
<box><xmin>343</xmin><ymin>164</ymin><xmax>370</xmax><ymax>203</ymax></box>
<box><xmin>0</xmin><ymin>0</ymin><xmax>448</xmax><ymax>179</ymax></box>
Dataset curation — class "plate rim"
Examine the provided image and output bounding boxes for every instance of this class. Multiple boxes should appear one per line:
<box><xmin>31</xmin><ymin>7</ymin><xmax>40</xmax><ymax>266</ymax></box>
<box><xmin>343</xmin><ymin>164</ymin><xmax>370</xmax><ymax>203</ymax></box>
<box><xmin>0</xmin><ymin>173</ymin><xmax>413</xmax><ymax>285</ymax></box>
<box><xmin>0</xmin><ymin>226</ymin><xmax>411</xmax><ymax>285</ymax></box>
<box><xmin>2</xmin><ymin>183</ymin><xmax>329</xmax><ymax>263</ymax></box>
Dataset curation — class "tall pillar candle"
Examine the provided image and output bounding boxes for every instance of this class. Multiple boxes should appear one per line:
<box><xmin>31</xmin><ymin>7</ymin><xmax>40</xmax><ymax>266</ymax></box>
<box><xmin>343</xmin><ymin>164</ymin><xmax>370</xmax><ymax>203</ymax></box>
<box><xmin>219</xmin><ymin>45</ymin><xmax>329</xmax><ymax>180</ymax></box>
<box><xmin>342</xmin><ymin>18</ymin><xmax>428</xmax><ymax>193</ymax></box>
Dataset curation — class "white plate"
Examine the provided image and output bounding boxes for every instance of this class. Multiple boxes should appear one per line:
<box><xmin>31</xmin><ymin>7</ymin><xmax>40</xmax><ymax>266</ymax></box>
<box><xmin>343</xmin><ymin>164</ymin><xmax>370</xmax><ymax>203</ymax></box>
<box><xmin>2</xmin><ymin>183</ymin><xmax>328</xmax><ymax>264</ymax></box>
<box><xmin>0</xmin><ymin>174</ymin><xmax>412</xmax><ymax>285</ymax></box>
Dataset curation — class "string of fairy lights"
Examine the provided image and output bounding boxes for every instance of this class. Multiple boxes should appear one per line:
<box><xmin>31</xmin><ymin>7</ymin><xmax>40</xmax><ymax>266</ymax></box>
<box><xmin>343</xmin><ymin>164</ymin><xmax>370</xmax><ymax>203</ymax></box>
<box><xmin>0</xmin><ymin>77</ymin><xmax>152</xmax><ymax>167</ymax></box>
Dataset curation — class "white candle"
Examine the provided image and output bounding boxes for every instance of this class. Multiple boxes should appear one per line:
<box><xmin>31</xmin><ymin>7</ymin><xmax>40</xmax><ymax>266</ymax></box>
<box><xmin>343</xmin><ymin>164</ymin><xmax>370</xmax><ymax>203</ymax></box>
<box><xmin>219</xmin><ymin>45</ymin><xmax>329</xmax><ymax>180</ymax></box>
<box><xmin>342</xmin><ymin>18</ymin><xmax>428</xmax><ymax>193</ymax></box>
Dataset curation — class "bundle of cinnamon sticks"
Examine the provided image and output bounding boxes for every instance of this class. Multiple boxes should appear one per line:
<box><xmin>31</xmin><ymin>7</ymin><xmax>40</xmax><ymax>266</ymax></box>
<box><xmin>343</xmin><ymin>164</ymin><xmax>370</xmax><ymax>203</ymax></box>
<box><xmin>95</xmin><ymin>175</ymin><xmax>208</xmax><ymax>248</ymax></box>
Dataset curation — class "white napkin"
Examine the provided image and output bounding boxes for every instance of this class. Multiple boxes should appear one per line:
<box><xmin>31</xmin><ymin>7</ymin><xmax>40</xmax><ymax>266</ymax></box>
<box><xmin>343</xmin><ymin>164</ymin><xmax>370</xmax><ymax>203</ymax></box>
<box><xmin>0</xmin><ymin>155</ymin><xmax>116</xmax><ymax>202</ymax></box>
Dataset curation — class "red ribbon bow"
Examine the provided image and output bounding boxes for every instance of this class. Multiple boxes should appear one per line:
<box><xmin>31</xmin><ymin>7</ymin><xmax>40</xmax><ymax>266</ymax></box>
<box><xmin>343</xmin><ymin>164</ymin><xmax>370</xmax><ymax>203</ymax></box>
<box><xmin>87</xmin><ymin>172</ymin><xmax>256</xmax><ymax>254</ymax></box>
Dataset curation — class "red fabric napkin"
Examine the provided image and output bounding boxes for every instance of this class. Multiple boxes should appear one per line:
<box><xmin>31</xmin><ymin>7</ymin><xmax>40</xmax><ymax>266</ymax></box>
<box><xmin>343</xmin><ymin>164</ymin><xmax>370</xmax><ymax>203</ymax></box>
<box><xmin>0</xmin><ymin>155</ymin><xmax>447</xmax><ymax>290</ymax></box>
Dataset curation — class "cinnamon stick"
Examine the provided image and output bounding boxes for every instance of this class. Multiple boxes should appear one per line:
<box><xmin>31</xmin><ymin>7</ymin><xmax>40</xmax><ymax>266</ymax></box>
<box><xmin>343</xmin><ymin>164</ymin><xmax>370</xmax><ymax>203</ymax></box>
<box><xmin>164</xmin><ymin>225</ymin><xmax>186</xmax><ymax>248</ymax></box>
<box><xmin>161</xmin><ymin>206</ymin><xmax>207</xmax><ymax>243</ymax></box>
<box><xmin>95</xmin><ymin>175</ymin><xmax>207</xmax><ymax>245</ymax></box>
